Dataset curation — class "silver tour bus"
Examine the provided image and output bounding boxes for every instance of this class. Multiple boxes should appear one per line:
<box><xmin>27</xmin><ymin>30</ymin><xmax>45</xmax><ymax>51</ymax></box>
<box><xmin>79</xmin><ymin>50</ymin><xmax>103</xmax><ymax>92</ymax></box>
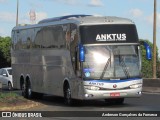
<box><xmin>11</xmin><ymin>15</ymin><xmax>151</xmax><ymax>105</ymax></box>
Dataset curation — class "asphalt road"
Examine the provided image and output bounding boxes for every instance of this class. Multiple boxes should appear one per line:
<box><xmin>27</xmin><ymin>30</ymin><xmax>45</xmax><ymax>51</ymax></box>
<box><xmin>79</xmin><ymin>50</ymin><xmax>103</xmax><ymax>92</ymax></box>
<box><xmin>2</xmin><ymin>90</ymin><xmax>160</xmax><ymax>111</ymax></box>
<box><xmin>1</xmin><ymin>90</ymin><xmax>160</xmax><ymax>120</ymax></box>
<box><xmin>26</xmin><ymin>92</ymin><xmax>160</xmax><ymax>120</ymax></box>
<box><xmin>28</xmin><ymin>92</ymin><xmax>160</xmax><ymax>111</ymax></box>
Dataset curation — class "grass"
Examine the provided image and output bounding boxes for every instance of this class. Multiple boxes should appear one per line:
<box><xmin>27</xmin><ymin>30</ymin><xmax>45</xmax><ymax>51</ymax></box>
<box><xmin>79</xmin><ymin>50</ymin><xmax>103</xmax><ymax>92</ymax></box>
<box><xmin>0</xmin><ymin>92</ymin><xmax>41</xmax><ymax>110</ymax></box>
<box><xmin>0</xmin><ymin>92</ymin><xmax>27</xmax><ymax>106</ymax></box>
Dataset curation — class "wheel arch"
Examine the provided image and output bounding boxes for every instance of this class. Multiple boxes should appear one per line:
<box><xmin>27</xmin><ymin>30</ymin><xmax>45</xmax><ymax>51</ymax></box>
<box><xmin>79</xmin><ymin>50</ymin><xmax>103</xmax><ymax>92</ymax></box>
<box><xmin>63</xmin><ymin>79</ymin><xmax>70</xmax><ymax>93</ymax></box>
<box><xmin>25</xmin><ymin>74</ymin><xmax>31</xmax><ymax>87</ymax></box>
<box><xmin>20</xmin><ymin>75</ymin><xmax>25</xmax><ymax>90</ymax></box>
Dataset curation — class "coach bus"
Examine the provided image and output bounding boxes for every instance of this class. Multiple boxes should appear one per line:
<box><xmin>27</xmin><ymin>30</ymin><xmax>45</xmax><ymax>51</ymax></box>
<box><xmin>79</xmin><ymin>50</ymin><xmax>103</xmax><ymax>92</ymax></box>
<box><xmin>11</xmin><ymin>15</ymin><xmax>151</xmax><ymax>105</ymax></box>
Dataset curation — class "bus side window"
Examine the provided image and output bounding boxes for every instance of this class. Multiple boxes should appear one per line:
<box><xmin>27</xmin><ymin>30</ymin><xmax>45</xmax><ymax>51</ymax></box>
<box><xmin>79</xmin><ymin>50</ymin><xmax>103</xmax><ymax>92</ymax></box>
<box><xmin>63</xmin><ymin>24</ymin><xmax>70</xmax><ymax>49</ymax></box>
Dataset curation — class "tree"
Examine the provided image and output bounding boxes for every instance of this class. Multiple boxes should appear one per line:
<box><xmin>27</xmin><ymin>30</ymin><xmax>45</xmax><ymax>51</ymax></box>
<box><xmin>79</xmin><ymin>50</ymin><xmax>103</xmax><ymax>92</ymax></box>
<box><xmin>140</xmin><ymin>39</ymin><xmax>159</xmax><ymax>78</ymax></box>
<box><xmin>157</xmin><ymin>57</ymin><xmax>160</xmax><ymax>78</ymax></box>
<box><xmin>0</xmin><ymin>36</ymin><xmax>11</xmax><ymax>68</ymax></box>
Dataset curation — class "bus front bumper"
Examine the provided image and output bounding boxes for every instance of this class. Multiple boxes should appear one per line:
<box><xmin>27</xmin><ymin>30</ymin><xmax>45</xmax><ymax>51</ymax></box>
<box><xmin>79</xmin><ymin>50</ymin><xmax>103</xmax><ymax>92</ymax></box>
<box><xmin>81</xmin><ymin>88</ymin><xmax>142</xmax><ymax>100</ymax></box>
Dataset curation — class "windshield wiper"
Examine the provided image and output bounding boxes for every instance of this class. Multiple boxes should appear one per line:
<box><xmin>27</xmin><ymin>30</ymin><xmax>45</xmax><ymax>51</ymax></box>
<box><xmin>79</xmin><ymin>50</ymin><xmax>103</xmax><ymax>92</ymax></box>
<box><xmin>120</xmin><ymin>56</ymin><xmax>130</xmax><ymax>78</ymax></box>
<box><xmin>100</xmin><ymin>57</ymin><xmax>111</xmax><ymax>79</ymax></box>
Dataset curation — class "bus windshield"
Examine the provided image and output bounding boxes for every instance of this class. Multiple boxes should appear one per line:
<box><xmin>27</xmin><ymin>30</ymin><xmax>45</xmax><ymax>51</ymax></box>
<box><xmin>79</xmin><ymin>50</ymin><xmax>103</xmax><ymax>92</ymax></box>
<box><xmin>82</xmin><ymin>45</ymin><xmax>140</xmax><ymax>80</ymax></box>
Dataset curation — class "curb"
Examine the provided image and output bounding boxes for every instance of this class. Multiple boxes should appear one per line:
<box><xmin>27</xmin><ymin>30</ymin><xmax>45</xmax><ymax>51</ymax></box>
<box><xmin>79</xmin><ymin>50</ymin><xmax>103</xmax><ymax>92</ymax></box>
<box><xmin>143</xmin><ymin>78</ymin><xmax>160</xmax><ymax>93</ymax></box>
<box><xmin>142</xmin><ymin>87</ymin><xmax>160</xmax><ymax>93</ymax></box>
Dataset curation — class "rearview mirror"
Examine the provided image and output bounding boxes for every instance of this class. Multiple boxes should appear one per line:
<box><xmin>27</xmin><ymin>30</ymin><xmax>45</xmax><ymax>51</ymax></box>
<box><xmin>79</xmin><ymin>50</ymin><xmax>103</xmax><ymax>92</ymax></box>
<box><xmin>140</xmin><ymin>41</ymin><xmax>152</xmax><ymax>60</ymax></box>
<box><xmin>3</xmin><ymin>74</ymin><xmax>8</xmax><ymax>77</ymax></box>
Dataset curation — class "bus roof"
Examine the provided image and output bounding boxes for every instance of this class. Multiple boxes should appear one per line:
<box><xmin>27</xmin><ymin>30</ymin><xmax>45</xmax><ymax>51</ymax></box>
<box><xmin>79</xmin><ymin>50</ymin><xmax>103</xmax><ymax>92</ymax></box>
<box><xmin>38</xmin><ymin>15</ymin><xmax>134</xmax><ymax>25</ymax></box>
<box><xmin>38</xmin><ymin>14</ymin><xmax>91</xmax><ymax>24</ymax></box>
<box><xmin>12</xmin><ymin>15</ymin><xmax>135</xmax><ymax>30</ymax></box>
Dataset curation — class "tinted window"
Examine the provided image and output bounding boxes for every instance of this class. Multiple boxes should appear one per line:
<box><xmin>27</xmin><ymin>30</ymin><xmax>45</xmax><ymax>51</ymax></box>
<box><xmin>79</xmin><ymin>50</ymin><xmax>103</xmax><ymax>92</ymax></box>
<box><xmin>0</xmin><ymin>69</ymin><xmax>2</xmax><ymax>75</ymax></box>
<box><xmin>2</xmin><ymin>69</ymin><xmax>7</xmax><ymax>75</ymax></box>
<box><xmin>34</xmin><ymin>26</ymin><xmax>65</xmax><ymax>48</ymax></box>
<box><xmin>7</xmin><ymin>69</ymin><xmax>12</xmax><ymax>75</ymax></box>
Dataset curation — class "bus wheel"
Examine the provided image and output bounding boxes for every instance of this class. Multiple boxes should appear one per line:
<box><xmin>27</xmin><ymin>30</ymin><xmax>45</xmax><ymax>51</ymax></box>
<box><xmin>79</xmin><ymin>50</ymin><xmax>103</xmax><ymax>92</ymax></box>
<box><xmin>22</xmin><ymin>82</ymin><xmax>27</xmax><ymax>98</ymax></box>
<box><xmin>64</xmin><ymin>84</ymin><xmax>73</xmax><ymax>106</ymax></box>
<box><xmin>26</xmin><ymin>81</ymin><xmax>32</xmax><ymax>99</ymax></box>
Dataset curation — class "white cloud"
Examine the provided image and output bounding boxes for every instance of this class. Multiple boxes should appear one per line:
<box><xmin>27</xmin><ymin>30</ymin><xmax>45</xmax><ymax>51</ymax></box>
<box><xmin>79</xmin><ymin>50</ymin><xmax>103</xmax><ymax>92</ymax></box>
<box><xmin>36</xmin><ymin>12</ymin><xmax>48</xmax><ymax>22</ymax></box>
<box><xmin>19</xmin><ymin>11</ymin><xmax>48</xmax><ymax>24</ymax></box>
<box><xmin>29</xmin><ymin>2</ymin><xmax>44</xmax><ymax>9</ymax></box>
<box><xmin>88</xmin><ymin>0</ymin><xmax>104</xmax><ymax>7</ymax></box>
<box><xmin>0</xmin><ymin>0</ymin><xmax>7</xmax><ymax>3</ymax></box>
<box><xmin>129</xmin><ymin>8</ymin><xmax>143</xmax><ymax>18</ymax></box>
<box><xmin>62</xmin><ymin>0</ymin><xmax>77</xmax><ymax>5</ymax></box>
<box><xmin>0</xmin><ymin>28</ymin><xmax>8</xmax><ymax>37</ymax></box>
<box><xmin>0</xmin><ymin>12</ymin><xmax>16</xmax><ymax>23</ymax></box>
<box><xmin>0</xmin><ymin>28</ymin><xmax>5</xmax><ymax>36</ymax></box>
<box><xmin>0</xmin><ymin>11</ymin><xmax>47</xmax><ymax>25</ymax></box>
<box><xmin>146</xmin><ymin>13</ymin><xmax>160</xmax><ymax>27</ymax></box>
<box><xmin>50</xmin><ymin>0</ymin><xmax>77</xmax><ymax>5</ymax></box>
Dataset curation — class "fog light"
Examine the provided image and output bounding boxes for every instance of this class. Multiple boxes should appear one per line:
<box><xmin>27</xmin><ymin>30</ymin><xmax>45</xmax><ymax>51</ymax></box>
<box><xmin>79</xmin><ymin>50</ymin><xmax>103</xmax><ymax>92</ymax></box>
<box><xmin>137</xmin><ymin>91</ymin><xmax>142</xmax><ymax>95</ymax></box>
<box><xmin>85</xmin><ymin>94</ymin><xmax>93</xmax><ymax>98</ymax></box>
<box><xmin>85</xmin><ymin>94</ymin><xmax>89</xmax><ymax>97</ymax></box>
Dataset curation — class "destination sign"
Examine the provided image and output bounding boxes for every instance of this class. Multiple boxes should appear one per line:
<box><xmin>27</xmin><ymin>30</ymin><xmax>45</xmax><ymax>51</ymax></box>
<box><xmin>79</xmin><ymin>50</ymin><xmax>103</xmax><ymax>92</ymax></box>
<box><xmin>80</xmin><ymin>24</ymin><xmax>139</xmax><ymax>44</ymax></box>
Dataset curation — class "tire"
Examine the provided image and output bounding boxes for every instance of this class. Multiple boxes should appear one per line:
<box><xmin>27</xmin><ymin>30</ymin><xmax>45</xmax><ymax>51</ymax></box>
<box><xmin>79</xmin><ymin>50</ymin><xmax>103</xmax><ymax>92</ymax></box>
<box><xmin>22</xmin><ymin>81</ymin><xmax>32</xmax><ymax>99</ymax></box>
<box><xmin>64</xmin><ymin>84</ymin><xmax>75</xmax><ymax>106</ymax></box>
<box><xmin>21</xmin><ymin>82</ymin><xmax>27</xmax><ymax>98</ymax></box>
<box><xmin>26</xmin><ymin>81</ymin><xmax>33</xmax><ymax>99</ymax></box>
<box><xmin>21</xmin><ymin>81</ymin><xmax>43</xmax><ymax>99</ymax></box>
<box><xmin>8</xmin><ymin>82</ymin><xmax>13</xmax><ymax>91</ymax></box>
<box><xmin>105</xmin><ymin>98</ymin><xmax>124</xmax><ymax>105</ymax></box>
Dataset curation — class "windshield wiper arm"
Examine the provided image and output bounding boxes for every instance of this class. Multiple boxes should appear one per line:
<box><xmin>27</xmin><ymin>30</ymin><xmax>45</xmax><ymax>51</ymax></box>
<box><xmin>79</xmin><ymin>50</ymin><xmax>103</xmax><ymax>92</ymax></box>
<box><xmin>120</xmin><ymin>56</ymin><xmax>130</xmax><ymax>78</ymax></box>
<box><xmin>100</xmin><ymin>58</ymin><xmax>111</xmax><ymax>79</ymax></box>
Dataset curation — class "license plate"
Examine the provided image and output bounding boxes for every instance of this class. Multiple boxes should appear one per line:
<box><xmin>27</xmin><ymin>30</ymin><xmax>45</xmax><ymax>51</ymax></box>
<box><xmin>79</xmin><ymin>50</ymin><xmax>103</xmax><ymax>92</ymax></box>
<box><xmin>110</xmin><ymin>92</ymin><xmax>120</xmax><ymax>97</ymax></box>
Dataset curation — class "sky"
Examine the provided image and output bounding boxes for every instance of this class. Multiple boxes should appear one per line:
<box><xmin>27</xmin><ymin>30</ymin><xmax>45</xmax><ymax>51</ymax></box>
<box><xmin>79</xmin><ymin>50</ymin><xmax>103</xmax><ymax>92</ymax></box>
<box><xmin>0</xmin><ymin>0</ymin><xmax>160</xmax><ymax>55</ymax></box>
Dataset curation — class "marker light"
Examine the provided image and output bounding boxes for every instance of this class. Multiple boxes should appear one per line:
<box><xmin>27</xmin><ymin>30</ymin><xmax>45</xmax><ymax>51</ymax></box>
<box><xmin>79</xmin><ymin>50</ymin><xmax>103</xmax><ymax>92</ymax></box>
<box><xmin>130</xmin><ymin>84</ymin><xmax>142</xmax><ymax>89</ymax></box>
<box><xmin>84</xmin><ymin>85</ymin><xmax>100</xmax><ymax>90</ymax></box>
<box><xmin>79</xmin><ymin>44</ymin><xmax>85</xmax><ymax>62</ymax></box>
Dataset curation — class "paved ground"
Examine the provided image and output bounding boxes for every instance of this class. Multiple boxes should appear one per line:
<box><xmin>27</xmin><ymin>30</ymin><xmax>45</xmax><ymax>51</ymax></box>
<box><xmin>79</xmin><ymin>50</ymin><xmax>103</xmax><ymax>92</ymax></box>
<box><xmin>1</xmin><ymin>89</ymin><xmax>160</xmax><ymax>120</ymax></box>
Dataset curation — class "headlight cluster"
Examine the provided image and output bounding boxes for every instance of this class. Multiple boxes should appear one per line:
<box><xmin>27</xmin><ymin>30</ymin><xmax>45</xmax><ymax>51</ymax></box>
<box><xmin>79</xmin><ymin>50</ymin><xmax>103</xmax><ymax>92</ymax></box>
<box><xmin>84</xmin><ymin>86</ymin><xmax>100</xmax><ymax>90</ymax></box>
<box><xmin>130</xmin><ymin>84</ymin><xmax>142</xmax><ymax>89</ymax></box>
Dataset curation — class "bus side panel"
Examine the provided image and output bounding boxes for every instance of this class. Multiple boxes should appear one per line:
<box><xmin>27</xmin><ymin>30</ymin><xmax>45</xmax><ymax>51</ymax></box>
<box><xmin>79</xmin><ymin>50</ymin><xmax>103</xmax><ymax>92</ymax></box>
<box><xmin>29</xmin><ymin>49</ymin><xmax>75</xmax><ymax>96</ymax></box>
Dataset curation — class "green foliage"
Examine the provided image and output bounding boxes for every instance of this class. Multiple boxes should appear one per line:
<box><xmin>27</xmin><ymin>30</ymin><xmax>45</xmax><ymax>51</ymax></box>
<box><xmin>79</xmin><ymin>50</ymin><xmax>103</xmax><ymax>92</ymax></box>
<box><xmin>157</xmin><ymin>57</ymin><xmax>160</xmax><ymax>78</ymax></box>
<box><xmin>0</xmin><ymin>36</ymin><xmax>11</xmax><ymax>67</ymax></box>
<box><xmin>140</xmin><ymin>39</ymin><xmax>160</xmax><ymax>78</ymax></box>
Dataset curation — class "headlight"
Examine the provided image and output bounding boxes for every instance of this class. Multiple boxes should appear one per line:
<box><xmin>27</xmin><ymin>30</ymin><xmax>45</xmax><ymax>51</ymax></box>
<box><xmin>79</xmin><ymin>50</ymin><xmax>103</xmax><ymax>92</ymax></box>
<box><xmin>130</xmin><ymin>84</ymin><xmax>142</xmax><ymax>89</ymax></box>
<box><xmin>84</xmin><ymin>86</ymin><xmax>100</xmax><ymax>90</ymax></box>
<box><xmin>93</xmin><ymin>52</ymin><xmax>108</xmax><ymax>64</ymax></box>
